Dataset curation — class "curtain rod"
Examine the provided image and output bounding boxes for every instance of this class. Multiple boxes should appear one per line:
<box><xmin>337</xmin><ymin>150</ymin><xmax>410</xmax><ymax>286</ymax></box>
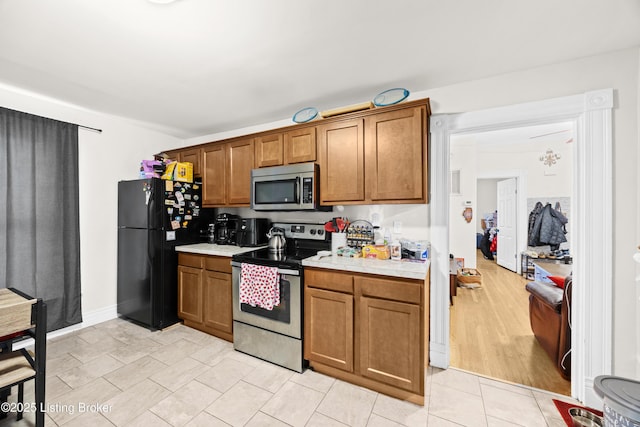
<box><xmin>78</xmin><ymin>124</ymin><xmax>102</xmax><ymax>133</ymax></box>
<box><xmin>2</xmin><ymin>106</ymin><xmax>103</xmax><ymax>133</ymax></box>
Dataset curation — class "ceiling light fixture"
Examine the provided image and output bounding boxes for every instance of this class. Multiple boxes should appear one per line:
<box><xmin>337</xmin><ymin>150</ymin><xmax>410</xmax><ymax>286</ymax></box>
<box><xmin>539</xmin><ymin>148</ymin><xmax>561</xmax><ymax>166</ymax></box>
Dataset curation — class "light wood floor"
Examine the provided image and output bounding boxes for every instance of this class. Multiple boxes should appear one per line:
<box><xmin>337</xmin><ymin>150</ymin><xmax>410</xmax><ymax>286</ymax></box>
<box><xmin>450</xmin><ymin>250</ymin><xmax>571</xmax><ymax>396</ymax></box>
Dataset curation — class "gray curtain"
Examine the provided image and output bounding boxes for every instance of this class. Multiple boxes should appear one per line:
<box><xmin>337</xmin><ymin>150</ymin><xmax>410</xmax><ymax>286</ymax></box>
<box><xmin>0</xmin><ymin>107</ymin><xmax>82</xmax><ymax>331</ymax></box>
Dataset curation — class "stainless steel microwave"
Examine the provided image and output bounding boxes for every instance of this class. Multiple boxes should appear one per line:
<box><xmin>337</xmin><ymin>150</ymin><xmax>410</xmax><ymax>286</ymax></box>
<box><xmin>251</xmin><ymin>162</ymin><xmax>328</xmax><ymax>211</ymax></box>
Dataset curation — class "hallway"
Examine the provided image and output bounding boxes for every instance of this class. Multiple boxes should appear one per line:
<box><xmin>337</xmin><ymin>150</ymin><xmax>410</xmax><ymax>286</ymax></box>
<box><xmin>449</xmin><ymin>251</ymin><xmax>571</xmax><ymax>396</ymax></box>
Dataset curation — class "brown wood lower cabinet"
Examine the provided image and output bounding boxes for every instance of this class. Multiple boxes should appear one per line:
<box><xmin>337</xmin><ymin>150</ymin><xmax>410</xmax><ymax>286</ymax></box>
<box><xmin>177</xmin><ymin>253</ymin><xmax>233</xmax><ymax>341</ymax></box>
<box><xmin>359</xmin><ymin>296</ymin><xmax>421</xmax><ymax>393</ymax></box>
<box><xmin>177</xmin><ymin>265</ymin><xmax>203</xmax><ymax>323</ymax></box>
<box><xmin>203</xmin><ymin>270</ymin><xmax>233</xmax><ymax>335</ymax></box>
<box><xmin>304</xmin><ymin>267</ymin><xmax>428</xmax><ymax>405</ymax></box>
<box><xmin>304</xmin><ymin>288</ymin><xmax>354</xmax><ymax>372</ymax></box>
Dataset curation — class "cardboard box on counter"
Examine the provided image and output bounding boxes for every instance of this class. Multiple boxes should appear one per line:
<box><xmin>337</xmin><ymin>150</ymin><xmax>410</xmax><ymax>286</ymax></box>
<box><xmin>362</xmin><ymin>245</ymin><xmax>391</xmax><ymax>260</ymax></box>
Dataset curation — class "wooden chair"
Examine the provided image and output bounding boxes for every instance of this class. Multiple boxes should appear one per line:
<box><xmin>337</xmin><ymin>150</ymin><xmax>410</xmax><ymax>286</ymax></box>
<box><xmin>0</xmin><ymin>288</ymin><xmax>47</xmax><ymax>426</ymax></box>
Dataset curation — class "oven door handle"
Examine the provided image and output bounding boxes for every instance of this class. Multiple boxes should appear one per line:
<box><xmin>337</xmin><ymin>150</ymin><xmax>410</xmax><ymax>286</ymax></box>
<box><xmin>231</xmin><ymin>261</ymin><xmax>300</xmax><ymax>276</ymax></box>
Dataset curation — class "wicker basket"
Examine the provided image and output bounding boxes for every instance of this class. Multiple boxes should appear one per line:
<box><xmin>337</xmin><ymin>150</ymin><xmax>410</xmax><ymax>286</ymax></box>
<box><xmin>457</xmin><ymin>268</ymin><xmax>482</xmax><ymax>285</ymax></box>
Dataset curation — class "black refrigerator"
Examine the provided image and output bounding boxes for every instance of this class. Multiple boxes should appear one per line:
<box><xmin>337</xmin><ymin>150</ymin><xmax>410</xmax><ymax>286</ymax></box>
<box><xmin>117</xmin><ymin>178</ymin><xmax>207</xmax><ymax>330</ymax></box>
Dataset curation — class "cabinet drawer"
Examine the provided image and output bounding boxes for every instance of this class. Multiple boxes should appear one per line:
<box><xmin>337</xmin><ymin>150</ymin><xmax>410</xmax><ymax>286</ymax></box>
<box><xmin>305</xmin><ymin>269</ymin><xmax>353</xmax><ymax>294</ymax></box>
<box><xmin>178</xmin><ymin>253</ymin><xmax>204</xmax><ymax>269</ymax></box>
<box><xmin>355</xmin><ymin>276</ymin><xmax>422</xmax><ymax>304</ymax></box>
<box><xmin>205</xmin><ymin>256</ymin><xmax>232</xmax><ymax>273</ymax></box>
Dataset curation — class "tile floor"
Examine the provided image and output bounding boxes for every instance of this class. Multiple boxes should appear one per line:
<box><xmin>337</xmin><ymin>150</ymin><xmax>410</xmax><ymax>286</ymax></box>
<box><xmin>1</xmin><ymin>318</ymin><xmax>581</xmax><ymax>426</ymax></box>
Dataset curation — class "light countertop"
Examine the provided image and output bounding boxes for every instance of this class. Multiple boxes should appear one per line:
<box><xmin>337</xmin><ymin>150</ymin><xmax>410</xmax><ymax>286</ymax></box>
<box><xmin>302</xmin><ymin>255</ymin><xmax>430</xmax><ymax>280</ymax></box>
<box><xmin>176</xmin><ymin>244</ymin><xmax>430</xmax><ymax>279</ymax></box>
<box><xmin>175</xmin><ymin>243</ymin><xmax>266</xmax><ymax>257</ymax></box>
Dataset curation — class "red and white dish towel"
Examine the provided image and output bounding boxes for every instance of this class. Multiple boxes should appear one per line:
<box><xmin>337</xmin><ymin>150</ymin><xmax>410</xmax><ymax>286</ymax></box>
<box><xmin>240</xmin><ymin>263</ymin><xmax>280</xmax><ymax>310</ymax></box>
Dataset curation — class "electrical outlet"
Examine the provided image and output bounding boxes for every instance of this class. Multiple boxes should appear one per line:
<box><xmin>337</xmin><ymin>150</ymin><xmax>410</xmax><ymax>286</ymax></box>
<box><xmin>371</xmin><ymin>212</ymin><xmax>381</xmax><ymax>227</ymax></box>
<box><xmin>393</xmin><ymin>221</ymin><xmax>402</xmax><ymax>234</ymax></box>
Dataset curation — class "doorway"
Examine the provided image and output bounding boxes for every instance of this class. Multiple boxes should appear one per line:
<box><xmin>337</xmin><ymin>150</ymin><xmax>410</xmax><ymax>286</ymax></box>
<box><xmin>429</xmin><ymin>89</ymin><xmax>614</xmax><ymax>407</ymax></box>
<box><xmin>447</xmin><ymin>122</ymin><xmax>574</xmax><ymax>395</ymax></box>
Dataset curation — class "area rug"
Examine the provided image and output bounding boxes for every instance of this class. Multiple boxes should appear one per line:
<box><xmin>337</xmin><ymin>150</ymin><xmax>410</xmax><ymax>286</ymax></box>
<box><xmin>553</xmin><ymin>399</ymin><xmax>603</xmax><ymax>427</ymax></box>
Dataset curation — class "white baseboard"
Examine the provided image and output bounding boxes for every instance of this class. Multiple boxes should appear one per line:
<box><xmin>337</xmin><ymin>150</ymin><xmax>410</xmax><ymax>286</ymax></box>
<box><xmin>13</xmin><ymin>304</ymin><xmax>118</xmax><ymax>348</ymax></box>
<box><xmin>429</xmin><ymin>341</ymin><xmax>449</xmax><ymax>369</ymax></box>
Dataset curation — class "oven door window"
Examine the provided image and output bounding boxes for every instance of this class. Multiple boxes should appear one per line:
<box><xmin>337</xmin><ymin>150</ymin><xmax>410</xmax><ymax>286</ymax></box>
<box><xmin>240</xmin><ymin>277</ymin><xmax>290</xmax><ymax>323</ymax></box>
<box><xmin>254</xmin><ymin>179</ymin><xmax>298</xmax><ymax>205</ymax></box>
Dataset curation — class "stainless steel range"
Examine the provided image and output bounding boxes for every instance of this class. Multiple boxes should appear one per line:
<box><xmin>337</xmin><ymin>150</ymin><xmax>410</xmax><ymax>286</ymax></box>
<box><xmin>231</xmin><ymin>222</ymin><xmax>330</xmax><ymax>372</ymax></box>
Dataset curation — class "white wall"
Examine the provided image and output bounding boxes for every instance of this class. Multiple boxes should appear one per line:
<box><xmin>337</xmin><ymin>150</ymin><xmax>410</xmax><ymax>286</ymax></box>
<box><xmin>0</xmin><ymin>84</ymin><xmax>180</xmax><ymax>323</ymax></box>
<box><xmin>477</xmin><ymin>179</ymin><xmax>499</xmax><ymax>233</ymax></box>
<box><xmin>476</xmin><ymin>137</ymin><xmax>573</xmax><ymax>199</ymax></box>
<box><xmin>449</xmin><ymin>137</ymin><xmax>478</xmax><ymax>268</ymax></box>
<box><xmin>417</xmin><ymin>47</ymin><xmax>640</xmax><ymax>379</ymax></box>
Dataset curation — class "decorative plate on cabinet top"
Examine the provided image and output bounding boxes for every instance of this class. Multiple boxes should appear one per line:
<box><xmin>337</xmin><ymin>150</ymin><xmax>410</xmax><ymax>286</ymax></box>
<box><xmin>372</xmin><ymin>88</ymin><xmax>410</xmax><ymax>107</ymax></box>
<box><xmin>292</xmin><ymin>107</ymin><xmax>319</xmax><ymax>123</ymax></box>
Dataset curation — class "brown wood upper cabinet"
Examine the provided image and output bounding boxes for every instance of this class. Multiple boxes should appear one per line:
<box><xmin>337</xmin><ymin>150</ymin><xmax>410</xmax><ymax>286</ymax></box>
<box><xmin>202</xmin><ymin>138</ymin><xmax>255</xmax><ymax>207</ymax></box>
<box><xmin>317</xmin><ymin>119</ymin><xmax>365</xmax><ymax>204</ymax></box>
<box><xmin>202</xmin><ymin>143</ymin><xmax>226</xmax><ymax>206</ymax></box>
<box><xmin>365</xmin><ymin>106</ymin><xmax>426</xmax><ymax>203</ymax></box>
<box><xmin>255</xmin><ymin>133</ymin><xmax>283</xmax><ymax>168</ymax></box>
<box><xmin>227</xmin><ymin>138</ymin><xmax>254</xmax><ymax>205</ymax></box>
<box><xmin>285</xmin><ymin>127</ymin><xmax>316</xmax><ymax>164</ymax></box>
<box><xmin>317</xmin><ymin>102</ymin><xmax>428</xmax><ymax>205</ymax></box>
<box><xmin>165</xmin><ymin>99</ymin><xmax>430</xmax><ymax>207</ymax></box>
<box><xmin>255</xmin><ymin>127</ymin><xmax>316</xmax><ymax>168</ymax></box>
<box><xmin>164</xmin><ymin>148</ymin><xmax>202</xmax><ymax>177</ymax></box>
<box><xmin>180</xmin><ymin>148</ymin><xmax>202</xmax><ymax>177</ymax></box>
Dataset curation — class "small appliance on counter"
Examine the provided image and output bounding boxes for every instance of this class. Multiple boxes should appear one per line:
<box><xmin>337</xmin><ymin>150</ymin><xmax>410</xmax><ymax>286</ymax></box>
<box><xmin>215</xmin><ymin>213</ymin><xmax>239</xmax><ymax>245</ymax></box>
<box><xmin>236</xmin><ymin>218</ymin><xmax>270</xmax><ymax>247</ymax></box>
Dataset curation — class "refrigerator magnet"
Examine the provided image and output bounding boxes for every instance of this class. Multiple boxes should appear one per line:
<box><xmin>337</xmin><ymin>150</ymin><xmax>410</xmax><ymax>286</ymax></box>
<box><xmin>179</xmin><ymin>208</ymin><xmax>184</xmax><ymax>214</ymax></box>
<box><xmin>164</xmin><ymin>199</ymin><xmax>174</xmax><ymax>205</ymax></box>
<box><xmin>174</xmin><ymin>182</ymin><xmax>182</xmax><ymax>188</ymax></box>
<box><xmin>171</xmin><ymin>220</ymin><xmax>180</xmax><ymax>230</ymax></box>
<box><xmin>193</xmin><ymin>184</ymin><xmax>199</xmax><ymax>190</ymax></box>
<box><xmin>193</xmin><ymin>195</ymin><xmax>199</xmax><ymax>201</ymax></box>
<box><xmin>166</xmin><ymin>231</ymin><xmax>176</xmax><ymax>241</ymax></box>
<box><xmin>184</xmin><ymin>194</ymin><xmax>192</xmax><ymax>200</ymax></box>
<box><xmin>165</xmin><ymin>181</ymin><xmax>173</xmax><ymax>191</ymax></box>
<box><xmin>182</xmin><ymin>221</ymin><xmax>189</xmax><ymax>228</ymax></box>
<box><xmin>175</xmin><ymin>191</ymin><xmax>184</xmax><ymax>203</ymax></box>
<box><xmin>167</xmin><ymin>208</ymin><xmax>173</xmax><ymax>214</ymax></box>
<box><xmin>185</xmin><ymin>215</ymin><xmax>192</xmax><ymax>220</ymax></box>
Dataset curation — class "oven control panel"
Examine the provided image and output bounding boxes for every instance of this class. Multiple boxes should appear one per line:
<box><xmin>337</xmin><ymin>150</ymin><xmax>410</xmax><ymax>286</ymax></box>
<box><xmin>272</xmin><ymin>222</ymin><xmax>326</xmax><ymax>240</ymax></box>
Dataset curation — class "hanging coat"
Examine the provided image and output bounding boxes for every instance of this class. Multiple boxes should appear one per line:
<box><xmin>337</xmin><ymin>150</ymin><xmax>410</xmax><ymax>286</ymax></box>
<box><xmin>528</xmin><ymin>202</ymin><xmax>544</xmax><ymax>246</ymax></box>
<box><xmin>538</xmin><ymin>204</ymin><xmax>568</xmax><ymax>246</ymax></box>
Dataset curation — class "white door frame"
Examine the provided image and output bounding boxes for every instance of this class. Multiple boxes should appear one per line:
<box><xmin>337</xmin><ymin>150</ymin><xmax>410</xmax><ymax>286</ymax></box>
<box><xmin>476</xmin><ymin>170</ymin><xmax>528</xmax><ymax>274</ymax></box>
<box><xmin>429</xmin><ymin>89</ymin><xmax>613</xmax><ymax>407</ymax></box>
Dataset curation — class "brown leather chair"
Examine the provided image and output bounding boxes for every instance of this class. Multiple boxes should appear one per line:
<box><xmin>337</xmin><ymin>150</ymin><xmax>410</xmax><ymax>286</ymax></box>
<box><xmin>525</xmin><ymin>275</ymin><xmax>572</xmax><ymax>380</ymax></box>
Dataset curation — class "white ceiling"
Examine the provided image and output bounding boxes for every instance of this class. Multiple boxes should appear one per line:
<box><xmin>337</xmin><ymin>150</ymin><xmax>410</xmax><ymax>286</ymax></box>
<box><xmin>1</xmin><ymin>0</ymin><xmax>639</xmax><ymax>138</ymax></box>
